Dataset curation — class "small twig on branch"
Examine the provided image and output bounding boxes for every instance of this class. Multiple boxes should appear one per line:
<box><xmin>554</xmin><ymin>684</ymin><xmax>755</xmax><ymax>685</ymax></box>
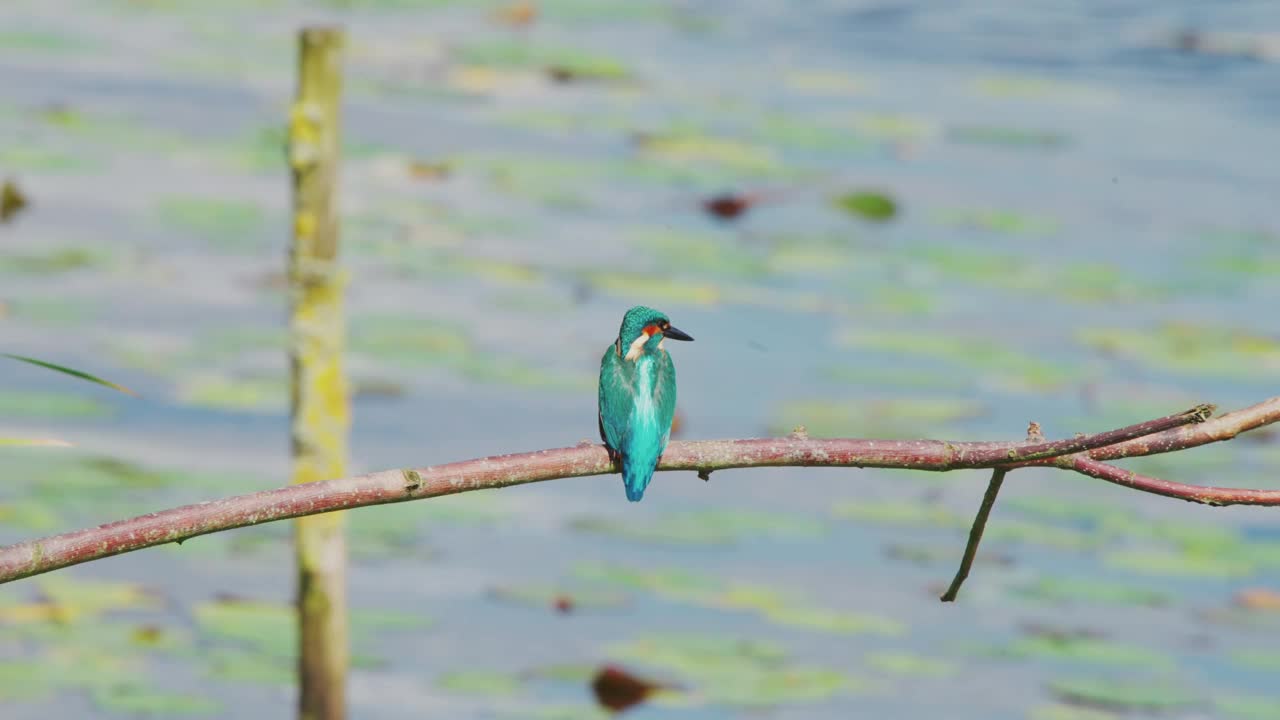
<box><xmin>0</xmin><ymin>398</ymin><xmax>1278</xmax><ymax>586</ymax></box>
<box><xmin>941</xmin><ymin>468</ymin><xmax>1007</xmax><ymax>602</ymax></box>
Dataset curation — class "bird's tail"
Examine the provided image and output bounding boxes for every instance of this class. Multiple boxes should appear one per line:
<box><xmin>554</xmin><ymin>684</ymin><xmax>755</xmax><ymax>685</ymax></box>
<box><xmin>622</xmin><ymin>457</ymin><xmax>658</xmax><ymax>502</ymax></box>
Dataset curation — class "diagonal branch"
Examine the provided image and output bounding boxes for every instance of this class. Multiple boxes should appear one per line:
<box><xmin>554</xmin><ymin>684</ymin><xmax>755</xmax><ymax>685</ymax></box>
<box><xmin>940</xmin><ymin>468</ymin><xmax>1007</xmax><ymax>602</ymax></box>
<box><xmin>0</xmin><ymin>400</ymin><xmax>1276</xmax><ymax>586</ymax></box>
<box><xmin>1066</xmin><ymin>456</ymin><xmax>1280</xmax><ymax>506</ymax></box>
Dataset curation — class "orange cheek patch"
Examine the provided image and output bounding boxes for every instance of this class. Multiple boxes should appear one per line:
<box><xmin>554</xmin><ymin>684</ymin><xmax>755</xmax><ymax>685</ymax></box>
<box><xmin>643</xmin><ymin>325</ymin><xmax>660</xmax><ymax>336</ymax></box>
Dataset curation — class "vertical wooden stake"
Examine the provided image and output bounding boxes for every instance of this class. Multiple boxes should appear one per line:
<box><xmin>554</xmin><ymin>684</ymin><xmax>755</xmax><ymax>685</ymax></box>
<box><xmin>288</xmin><ymin>26</ymin><xmax>348</xmax><ymax>720</ymax></box>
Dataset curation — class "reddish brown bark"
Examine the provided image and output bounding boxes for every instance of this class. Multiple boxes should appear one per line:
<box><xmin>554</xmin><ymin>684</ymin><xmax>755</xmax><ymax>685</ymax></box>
<box><xmin>1</xmin><ymin>397</ymin><xmax>1277</xmax><ymax>586</ymax></box>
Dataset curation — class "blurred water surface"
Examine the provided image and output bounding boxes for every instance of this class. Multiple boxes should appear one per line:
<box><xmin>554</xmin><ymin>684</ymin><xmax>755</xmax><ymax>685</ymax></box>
<box><xmin>1</xmin><ymin>1</ymin><xmax>1279</xmax><ymax>718</ymax></box>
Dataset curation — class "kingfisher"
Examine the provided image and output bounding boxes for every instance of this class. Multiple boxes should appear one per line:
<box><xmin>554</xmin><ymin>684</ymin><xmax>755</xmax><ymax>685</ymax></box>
<box><xmin>598</xmin><ymin>305</ymin><xmax>694</xmax><ymax>501</ymax></box>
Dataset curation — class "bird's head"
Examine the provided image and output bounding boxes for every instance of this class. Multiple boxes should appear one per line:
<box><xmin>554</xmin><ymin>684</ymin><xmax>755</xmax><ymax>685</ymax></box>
<box><xmin>616</xmin><ymin>305</ymin><xmax>693</xmax><ymax>361</ymax></box>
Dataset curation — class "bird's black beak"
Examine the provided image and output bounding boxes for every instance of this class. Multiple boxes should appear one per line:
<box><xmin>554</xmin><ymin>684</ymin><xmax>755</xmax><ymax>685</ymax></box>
<box><xmin>663</xmin><ymin>325</ymin><xmax>694</xmax><ymax>341</ymax></box>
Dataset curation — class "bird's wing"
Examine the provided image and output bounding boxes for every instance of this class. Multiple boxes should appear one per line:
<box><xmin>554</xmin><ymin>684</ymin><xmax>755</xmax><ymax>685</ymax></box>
<box><xmin>654</xmin><ymin>349</ymin><xmax>678</xmax><ymax>449</ymax></box>
<box><xmin>598</xmin><ymin>344</ymin><xmax>634</xmax><ymax>453</ymax></box>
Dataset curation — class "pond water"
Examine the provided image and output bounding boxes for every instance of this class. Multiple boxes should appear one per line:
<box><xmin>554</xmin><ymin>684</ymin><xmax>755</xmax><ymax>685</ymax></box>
<box><xmin>2</xmin><ymin>1</ymin><xmax>1279</xmax><ymax>718</ymax></box>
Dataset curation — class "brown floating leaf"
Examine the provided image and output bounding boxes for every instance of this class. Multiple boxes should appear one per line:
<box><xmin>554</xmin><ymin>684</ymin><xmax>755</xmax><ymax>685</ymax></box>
<box><xmin>407</xmin><ymin>160</ymin><xmax>452</xmax><ymax>181</ymax></box>
<box><xmin>702</xmin><ymin>192</ymin><xmax>757</xmax><ymax>221</ymax></box>
<box><xmin>1</xmin><ymin>179</ymin><xmax>29</xmax><ymax>223</ymax></box>
<box><xmin>1235</xmin><ymin>587</ymin><xmax>1280</xmax><ymax>611</ymax></box>
<box><xmin>493</xmin><ymin>0</ymin><xmax>537</xmax><ymax>27</ymax></box>
<box><xmin>591</xmin><ymin>664</ymin><xmax>663</xmax><ymax>713</ymax></box>
<box><xmin>553</xmin><ymin>594</ymin><xmax>574</xmax><ymax>614</ymax></box>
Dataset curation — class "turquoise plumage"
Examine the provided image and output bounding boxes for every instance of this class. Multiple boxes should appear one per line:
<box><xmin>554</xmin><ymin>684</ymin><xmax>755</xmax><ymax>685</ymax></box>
<box><xmin>598</xmin><ymin>305</ymin><xmax>694</xmax><ymax>501</ymax></box>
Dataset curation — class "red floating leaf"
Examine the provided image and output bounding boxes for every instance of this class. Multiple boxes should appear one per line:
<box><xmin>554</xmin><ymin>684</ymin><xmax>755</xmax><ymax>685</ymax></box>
<box><xmin>590</xmin><ymin>664</ymin><xmax>662</xmax><ymax>714</ymax></box>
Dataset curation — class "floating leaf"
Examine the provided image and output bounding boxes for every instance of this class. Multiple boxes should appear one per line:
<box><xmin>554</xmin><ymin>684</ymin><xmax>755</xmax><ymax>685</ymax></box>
<box><xmin>489</xmin><ymin>584</ymin><xmax>628</xmax><ymax>612</ymax></box>
<box><xmin>947</xmin><ymin>125</ymin><xmax>1070</xmax><ymax>149</ymax></box>
<box><xmin>1231</xmin><ymin>650</ymin><xmax>1280</xmax><ymax>671</ymax></box>
<box><xmin>0</xmin><ymin>390</ymin><xmax>109</xmax><ymax>418</ymax></box>
<box><xmin>636</xmin><ymin>133</ymin><xmax>779</xmax><ymax>174</ymax></box>
<box><xmin>457</xmin><ymin>40</ymin><xmax>629</xmax><ymax>81</ymax></box>
<box><xmin>0</xmin><ymin>179</ymin><xmax>28</xmax><ymax>222</ymax></box>
<box><xmin>772</xmin><ymin>397</ymin><xmax>984</xmax><ymax>438</ymax></box>
<box><xmin>438</xmin><ymin>670</ymin><xmax>524</xmax><ymax>697</ymax></box>
<box><xmin>1028</xmin><ymin>703</ymin><xmax>1121</xmax><ymax>720</ymax></box>
<box><xmin>1217</xmin><ymin>695</ymin><xmax>1280</xmax><ymax>720</ymax></box>
<box><xmin>570</xmin><ymin>508</ymin><xmax>824</xmax><ymax>546</ymax></box>
<box><xmin>609</xmin><ymin>634</ymin><xmax>863</xmax><ymax>707</ymax></box>
<box><xmin>590</xmin><ymin>665</ymin><xmax>667</xmax><ymax>713</ymax></box>
<box><xmin>91</xmin><ymin>684</ymin><xmax>219</xmax><ymax>715</ymax></box>
<box><xmin>3</xmin><ymin>353</ymin><xmax>137</xmax><ymax>396</ymax></box>
<box><xmin>995</xmin><ymin>631</ymin><xmax>1172</xmax><ymax>669</ymax></box>
<box><xmin>1078</xmin><ymin>323</ymin><xmax>1280</xmax><ymax>379</ymax></box>
<box><xmin>932</xmin><ymin>207</ymin><xmax>1059</xmax><ymax>235</ymax></box>
<box><xmin>1011</xmin><ymin>577</ymin><xmax>1169</xmax><ymax>607</ymax></box>
<box><xmin>0</xmin><ymin>437</ymin><xmax>73</xmax><ymax>448</ymax></box>
<box><xmin>1104</xmin><ymin>548</ymin><xmax>1255</xmax><ymax>579</ymax></box>
<box><xmin>837</xmin><ymin>331</ymin><xmax>1077</xmax><ymax>390</ymax></box>
<box><xmin>194</xmin><ymin>598</ymin><xmax>294</xmax><ymax>658</ymax></box>
<box><xmin>155</xmin><ymin>196</ymin><xmax>267</xmax><ymax>250</ymax></box>
<box><xmin>0</xmin><ymin>247</ymin><xmax>112</xmax><ymax>274</ymax></box>
<box><xmin>833</xmin><ymin>500</ymin><xmax>967</xmax><ymax>528</ymax></box>
<box><xmin>866</xmin><ymin>652</ymin><xmax>955</xmax><ymax>677</ymax></box>
<box><xmin>202</xmin><ymin>648</ymin><xmax>293</xmax><ymax>686</ymax></box>
<box><xmin>1235</xmin><ymin>587</ymin><xmax>1280</xmax><ymax>611</ymax></box>
<box><xmin>832</xmin><ymin>191</ymin><xmax>897</xmax><ymax>221</ymax></box>
<box><xmin>176</xmin><ymin>373</ymin><xmax>286</xmax><ymax>413</ymax></box>
<box><xmin>1048</xmin><ymin>677</ymin><xmax>1199</xmax><ymax>712</ymax></box>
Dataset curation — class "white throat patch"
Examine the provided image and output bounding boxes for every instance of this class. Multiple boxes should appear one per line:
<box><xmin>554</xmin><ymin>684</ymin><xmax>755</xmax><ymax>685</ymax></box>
<box><xmin>624</xmin><ymin>332</ymin><xmax>650</xmax><ymax>361</ymax></box>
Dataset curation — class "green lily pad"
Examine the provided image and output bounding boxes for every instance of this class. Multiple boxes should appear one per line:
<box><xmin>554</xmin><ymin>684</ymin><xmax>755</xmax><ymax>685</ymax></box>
<box><xmin>437</xmin><ymin>670</ymin><xmax>524</xmax><ymax>696</ymax></box>
<box><xmin>0</xmin><ymin>247</ymin><xmax>113</xmax><ymax>275</ymax></box>
<box><xmin>995</xmin><ymin>632</ymin><xmax>1173</xmax><ymax>669</ymax></box>
<box><xmin>866</xmin><ymin>652</ymin><xmax>955</xmax><ymax>677</ymax></box>
<box><xmin>771</xmin><ymin>397</ymin><xmax>985</xmax><ymax>438</ymax></box>
<box><xmin>838</xmin><ymin>330</ymin><xmax>1077</xmax><ymax>390</ymax></box>
<box><xmin>984</xmin><ymin>520</ymin><xmax>1096</xmax><ymax>551</ymax></box>
<box><xmin>202</xmin><ymin>647</ymin><xmax>294</xmax><ymax>685</ymax></box>
<box><xmin>1231</xmin><ymin>650</ymin><xmax>1280</xmax><ymax>671</ymax></box>
<box><xmin>489</xmin><ymin>584</ymin><xmax>628</xmax><ymax>611</ymax></box>
<box><xmin>576</xmin><ymin>563</ymin><xmax>899</xmax><ymax>636</ymax></box>
<box><xmin>91</xmin><ymin>684</ymin><xmax>219</xmax><ymax>715</ymax></box>
<box><xmin>463</xmin><ymin>356</ymin><xmax>593</xmax><ymax>391</ymax></box>
<box><xmin>1078</xmin><ymin>323</ymin><xmax>1280</xmax><ymax>379</ymax></box>
<box><xmin>1010</xmin><ymin>577</ymin><xmax>1170</xmax><ymax>607</ymax></box>
<box><xmin>833</xmin><ymin>500</ymin><xmax>967</xmax><ymax>529</ymax></box>
<box><xmin>832</xmin><ymin>191</ymin><xmax>897</xmax><ymax>222</ymax></box>
<box><xmin>350</xmin><ymin>313</ymin><xmax>471</xmax><ymax>368</ymax></box>
<box><xmin>0</xmin><ymin>390</ymin><xmax>110</xmax><ymax>418</ymax></box>
<box><xmin>584</xmin><ymin>271</ymin><xmax>721</xmax><ymax>306</ymax></box>
<box><xmin>1028</xmin><ymin>703</ymin><xmax>1121</xmax><ymax>720</ymax></box>
<box><xmin>569</xmin><ymin>508</ymin><xmax>824</xmax><ymax>546</ymax></box>
<box><xmin>1217</xmin><ymin>695</ymin><xmax>1280</xmax><ymax>720</ymax></box>
<box><xmin>155</xmin><ymin>196</ymin><xmax>267</xmax><ymax>250</ymax></box>
<box><xmin>947</xmin><ymin>125</ymin><xmax>1070</xmax><ymax>149</ymax></box>
<box><xmin>194</xmin><ymin>598</ymin><xmax>294</xmax><ymax>658</ymax></box>
<box><xmin>931</xmin><ymin>207</ymin><xmax>1059</xmax><ymax>235</ymax></box>
<box><xmin>0</xmin><ymin>28</ymin><xmax>96</xmax><ymax>52</ymax></box>
<box><xmin>609</xmin><ymin>634</ymin><xmax>865</xmax><ymax>708</ymax></box>
<box><xmin>0</xmin><ymin>146</ymin><xmax>102</xmax><ymax>173</ymax></box>
<box><xmin>1048</xmin><ymin>677</ymin><xmax>1199</xmax><ymax>712</ymax></box>
<box><xmin>457</xmin><ymin>40</ymin><xmax>630</xmax><ymax>81</ymax></box>
<box><xmin>176</xmin><ymin>373</ymin><xmax>287</xmax><ymax>413</ymax></box>
<box><xmin>633</xmin><ymin>228</ymin><xmax>769</xmax><ymax>279</ymax></box>
<box><xmin>1104</xmin><ymin>548</ymin><xmax>1256</xmax><ymax>579</ymax></box>
<box><xmin>636</xmin><ymin>133</ymin><xmax>779</xmax><ymax>174</ymax></box>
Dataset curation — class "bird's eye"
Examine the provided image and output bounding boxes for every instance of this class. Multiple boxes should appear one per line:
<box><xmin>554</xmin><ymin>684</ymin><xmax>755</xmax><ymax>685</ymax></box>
<box><xmin>661</xmin><ymin>321</ymin><xmax>670</xmax><ymax>330</ymax></box>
